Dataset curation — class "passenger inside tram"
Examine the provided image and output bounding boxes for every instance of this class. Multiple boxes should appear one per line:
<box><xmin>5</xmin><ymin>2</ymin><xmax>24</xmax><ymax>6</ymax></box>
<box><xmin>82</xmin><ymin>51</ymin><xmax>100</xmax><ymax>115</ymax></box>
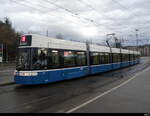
<box><xmin>33</xmin><ymin>50</ymin><xmax>47</xmax><ymax>70</ymax></box>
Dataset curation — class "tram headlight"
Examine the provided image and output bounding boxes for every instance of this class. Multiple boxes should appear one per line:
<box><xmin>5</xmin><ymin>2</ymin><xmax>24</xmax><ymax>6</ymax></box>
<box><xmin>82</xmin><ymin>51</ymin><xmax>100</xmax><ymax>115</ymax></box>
<box><xmin>14</xmin><ymin>70</ymin><xmax>17</xmax><ymax>76</ymax></box>
<box><xmin>19</xmin><ymin>72</ymin><xmax>38</xmax><ymax>76</ymax></box>
<box><xmin>31</xmin><ymin>72</ymin><xmax>38</xmax><ymax>76</ymax></box>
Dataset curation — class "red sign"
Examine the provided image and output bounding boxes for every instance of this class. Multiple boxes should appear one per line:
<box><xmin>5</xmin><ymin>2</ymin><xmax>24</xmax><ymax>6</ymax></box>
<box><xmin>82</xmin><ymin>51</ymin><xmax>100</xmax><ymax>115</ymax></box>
<box><xmin>64</xmin><ymin>52</ymin><xmax>69</xmax><ymax>56</ymax></box>
<box><xmin>20</xmin><ymin>35</ymin><xmax>32</xmax><ymax>46</ymax></box>
<box><xmin>21</xmin><ymin>36</ymin><xmax>26</xmax><ymax>42</ymax></box>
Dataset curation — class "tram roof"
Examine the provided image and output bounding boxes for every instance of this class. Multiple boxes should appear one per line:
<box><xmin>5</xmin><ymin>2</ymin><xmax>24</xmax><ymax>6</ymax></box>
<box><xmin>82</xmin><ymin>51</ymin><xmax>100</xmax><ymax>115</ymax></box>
<box><xmin>27</xmin><ymin>34</ymin><xmax>87</xmax><ymax>51</ymax></box>
<box><xmin>20</xmin><ymin>34</ymin><xmax>140</xmax><ymax>55</ymax></box>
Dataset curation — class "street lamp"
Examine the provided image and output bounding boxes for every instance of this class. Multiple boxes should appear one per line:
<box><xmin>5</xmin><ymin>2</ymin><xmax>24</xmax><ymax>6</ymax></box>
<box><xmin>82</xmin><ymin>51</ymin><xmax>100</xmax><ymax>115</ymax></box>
<box><xmin>135</xmin><ymin>29</ymin><xmax>139</xmax><ymax>52</ymax></box>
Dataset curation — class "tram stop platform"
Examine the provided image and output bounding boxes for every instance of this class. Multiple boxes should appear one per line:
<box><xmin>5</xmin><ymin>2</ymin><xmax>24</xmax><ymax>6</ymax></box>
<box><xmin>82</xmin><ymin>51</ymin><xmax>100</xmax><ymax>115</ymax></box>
<box><xmin>71</xmin><ymin>66</ymin><xmax>150</xmax><ymax>113</ymax></box>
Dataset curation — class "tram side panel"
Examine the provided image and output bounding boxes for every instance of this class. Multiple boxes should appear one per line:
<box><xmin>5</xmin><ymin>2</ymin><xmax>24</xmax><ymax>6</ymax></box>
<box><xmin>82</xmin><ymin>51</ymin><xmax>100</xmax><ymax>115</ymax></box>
<box><xmin>62</xmin><ymin>66</ymin><xmax>89</xmax><ymax>80</ymax></box>
<box><xmin>90</xmin><ymin>64</ymin><xmax>112</xmax><ymax>75</ymax></box>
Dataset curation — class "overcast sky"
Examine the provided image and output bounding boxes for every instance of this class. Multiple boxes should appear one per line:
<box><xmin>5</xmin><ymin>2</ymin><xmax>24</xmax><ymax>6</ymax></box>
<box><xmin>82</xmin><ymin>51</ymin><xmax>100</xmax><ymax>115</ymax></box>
<box><xmin>0</xmin><ymin>0</ymin><xmax>150</xmax><ymax>46</ymax></box>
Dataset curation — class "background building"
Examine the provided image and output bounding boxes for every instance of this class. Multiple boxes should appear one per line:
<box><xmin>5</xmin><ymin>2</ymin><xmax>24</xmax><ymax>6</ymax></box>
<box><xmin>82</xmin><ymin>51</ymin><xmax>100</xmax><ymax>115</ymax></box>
<box><xmin>125</xmin><ymin>45</ymin><xmax>150</xmax><ymax>57</ymax></box>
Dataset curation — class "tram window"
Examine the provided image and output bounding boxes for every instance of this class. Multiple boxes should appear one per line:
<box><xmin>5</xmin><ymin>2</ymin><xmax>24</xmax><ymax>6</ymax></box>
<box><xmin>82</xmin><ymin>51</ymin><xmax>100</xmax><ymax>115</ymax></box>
<box><xmin>122</xmin><ymin>54</ymin><xmax>129</xmax><ymax>62</ymax></box>
<box><xmin>137</xmin><ymin>55</ymin><xmax>140</xmax><ymax>59</ymax></box>
<box><xmin>63</xmin><ymin>51</ymin><xmax>76</xmax><ymax>67</ymax></box>
<box><xmin>118</xmin><ymin>54</ymin><xmax>120</xmax><ymax>62</ymax></box>
<box><xmin>109</xmin><ymin>53</ymin><xmax>113</xmax><ymax>63</ymax></box>
<box><xmin>47</xmin><ymin>50</ymin><xmax>60</xmax><ymax>69</ymax></box>
<box><xmin>91</xmin><ymin>52</ymin><xmax>100</xmax><ymax>65</ymax></box>
<box><xmin>133</xmin><ymin>54</ymin><xmax>135</xmax><ymax>60</ymax></box>
<box><xmin>130</xmin><ymin>54</ymin><xmax>133</xmax><ymax>61</ymax></box>
<box><xmin>113</xmin><ymin>54</ymin><xmax>115</xmax><ymax>63</ymax></box>
<box><xmin>117</xmin><ymin>54</ymin><xmax>119</xmax><ymax>62</ymax></box>
<box><xmin>134</xmin><ymin>54</ymin><xmax>136</xmax><ymax>60</ymax></box>
<box><xmin>32</xmin><ymin>48</ymin><xmax>48</xmax><ymax>70</ymax></box>
<box><xmin>118</xmin><ymin>54</ymin><xmax>121</xmax><ymax>62</ymax></box>
<box><xmin>135</xmin><ymin>55</ymin><xmax>137</xmax><ymax>60</ymax></box>
<box><xmin>132</xmin><ymin>54</ymin><xmax>135</xmax><ymax>60</ymax></box>
<box><xmin>129</xmin><ymin>54</ymin><xmax>131</xmax><ymax>61</ymax></box>
<box><xmin>132</xmin><ymin>54</ymin><xmax>134</xmax><ymax>61</ymax></box>
<box><xmin>126</xmin><ymin>54</ymin><xmax>129</xmax><ymax>61</ymax></box>
<box><xmin>125</xmin><ymin>54</ymin><xmax>128</xmax><ymax>61</ymax></box>
<box><xmin>17</xmin><ymin>48</ymin><xmax>31</xmax><ymax>71</ymax></box>
<box><xmin>130</xmin><ymin>54</ymin><xmax>132</xmax><ymax>61</ymax></box>
<box><xmin>132</xmin><ymin>54</ymin><xmax>134</xmax><ymax>60</ymax></box>
<box><xmin>113</xmin><ymin>53</ymin><xmax>119</xmax><ymax>63</ymax></box>
<box><xmin>105</xmin><ymin>53</ymin><xmax>109</xmax><ymax>64</ymax></box>
<box><xmin>123</xmin><ymin>54</ymin><xmax>126</xmax><ymax>61</ymax></box>
<box><xmin>127</xmin><ymin>54</ymin><xmax>130</xmax><ymax>61</ymax></box>
<box><xmin>76</xmin><ymin>52</ymin><xmax>86</xmax><ymax>66</ymax></box>
<box><xmin>123</xmin><ymin>54</ymin><xmax>126</xmax><ymax>62</ymax></box>
<box><xmin>99</xmin><ymin>53</ymin><xmax>105</xmax><ymax>64</ymax></box>
<box><xmin>122</xmin><ymin>54</ymin><xmax>125</xmax><ymax>62</ymax></box>
<box><xmin>115</xmin><ymin>54</ymin><xmax>118</xmax><ymax>63</ymax></box>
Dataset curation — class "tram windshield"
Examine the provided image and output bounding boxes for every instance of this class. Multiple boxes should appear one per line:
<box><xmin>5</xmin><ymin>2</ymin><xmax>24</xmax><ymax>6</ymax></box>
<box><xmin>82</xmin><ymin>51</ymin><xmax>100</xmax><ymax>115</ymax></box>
<box><xmin>16</xmin><ymin>48</ymin><xmax>48</xmax><ymax>71</ymax></box>
<box><xmin>16</xmin><ymin>48</ymin><xmax>31</xmax><ymax>71</ymax></box>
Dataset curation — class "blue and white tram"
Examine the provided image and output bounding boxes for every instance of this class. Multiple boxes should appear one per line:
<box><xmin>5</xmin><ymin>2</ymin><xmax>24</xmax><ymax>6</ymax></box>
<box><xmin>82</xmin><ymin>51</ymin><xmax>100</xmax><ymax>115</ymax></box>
<box><xmin>14</xmin><ymin>34</ymin><xmax>140</xmax><ymax>85</ymax></box>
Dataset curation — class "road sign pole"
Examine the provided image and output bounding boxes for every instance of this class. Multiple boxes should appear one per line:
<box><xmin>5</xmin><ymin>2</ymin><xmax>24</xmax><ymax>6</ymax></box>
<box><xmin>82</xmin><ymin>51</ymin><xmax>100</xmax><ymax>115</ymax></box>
<box><xmin>0</xmin><ymin>43</ymin><xmax>3</xmax><ymax>63</ymax></box>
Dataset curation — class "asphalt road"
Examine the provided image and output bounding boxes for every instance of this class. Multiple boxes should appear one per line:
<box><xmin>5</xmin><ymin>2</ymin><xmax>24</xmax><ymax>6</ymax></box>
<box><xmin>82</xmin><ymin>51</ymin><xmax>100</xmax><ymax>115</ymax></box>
<box><xmin>0</xmin><ymin>57</ymin><xmax>150</xmax><ymax>113</ymax></box>
<box><xmin>73</xmin><ymin>64</ymin><xmax>150</xmax><ymax>113</ymax></box>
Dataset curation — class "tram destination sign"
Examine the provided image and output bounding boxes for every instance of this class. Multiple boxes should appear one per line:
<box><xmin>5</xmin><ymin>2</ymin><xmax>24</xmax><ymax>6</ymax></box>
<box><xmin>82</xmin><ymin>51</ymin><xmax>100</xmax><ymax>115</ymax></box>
<box><xmin>20</xmin><ymin>35</ymin><xmax>32</xmax><ymax>46</ymax></box>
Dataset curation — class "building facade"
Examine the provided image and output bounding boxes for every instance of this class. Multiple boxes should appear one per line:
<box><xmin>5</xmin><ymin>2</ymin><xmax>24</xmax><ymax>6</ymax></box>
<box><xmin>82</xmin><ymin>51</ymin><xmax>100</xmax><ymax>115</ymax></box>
<box><xmin>140</xmin><ymin>45</ymin><xmax>150</xmax><ymax>56</ymax></box>
<box><xmin>125</xmin><ymin>45</ymin><xmax>150</xmax><ymax>57</ymax></box>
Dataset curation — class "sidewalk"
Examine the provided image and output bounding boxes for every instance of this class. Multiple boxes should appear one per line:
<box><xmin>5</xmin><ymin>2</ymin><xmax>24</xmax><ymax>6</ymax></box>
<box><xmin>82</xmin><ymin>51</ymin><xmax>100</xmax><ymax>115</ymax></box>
<box><xmin>0</xmin><ymin>64</ymin><xmax>15</xmax><ymax>86</ymax></box>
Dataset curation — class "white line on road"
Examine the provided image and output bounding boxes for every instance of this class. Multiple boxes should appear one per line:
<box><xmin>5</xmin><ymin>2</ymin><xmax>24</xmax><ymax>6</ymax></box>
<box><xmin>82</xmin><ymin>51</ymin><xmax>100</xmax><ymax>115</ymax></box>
<box><xmin>65</xmin><ymin>66</ymin><xmax>150</xmax><ymax>113</ymax></box>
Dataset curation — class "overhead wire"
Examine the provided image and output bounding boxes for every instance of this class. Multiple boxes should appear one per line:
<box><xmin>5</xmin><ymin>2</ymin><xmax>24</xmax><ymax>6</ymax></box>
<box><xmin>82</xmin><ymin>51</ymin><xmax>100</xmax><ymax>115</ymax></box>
<box><xmin>111</xmin><ymin>0</ymin><xmax>150</xmax><ymax>28</ymax></box>
<box><xmin>43</xmin><ymin>0</ymin><xmax>103</xmax><ymax>27</ymax></box>
<box><xmin>109</xmin><ymin>0</ymin><xmax>150</xmax><ymax>45</ymax></box>
<box><xmin>10</xmin><ymin>0</ymin><xmax>93</xmax><ymax>27</ymax></box>
<box><xmin>77</xmin><ymin>0</ymin><xmax>136</xmax><ymax>36</ymax></box>
<box><xmin>10</xmin><ymin>0</ymin><xmax>108</xmax><ymax>44</ymax></box>
<box><xmin>10</xmin><ymin>0</ymin><xmax>149</xmax><ymax>45</ymax></box>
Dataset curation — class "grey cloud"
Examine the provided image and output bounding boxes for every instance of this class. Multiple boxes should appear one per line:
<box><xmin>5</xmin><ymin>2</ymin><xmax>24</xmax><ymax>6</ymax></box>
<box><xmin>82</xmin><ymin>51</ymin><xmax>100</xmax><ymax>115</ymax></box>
<box><xmin>0</xmin><ymin>0</ymin><xmax>150</xmax><ymax>45</ymax></box>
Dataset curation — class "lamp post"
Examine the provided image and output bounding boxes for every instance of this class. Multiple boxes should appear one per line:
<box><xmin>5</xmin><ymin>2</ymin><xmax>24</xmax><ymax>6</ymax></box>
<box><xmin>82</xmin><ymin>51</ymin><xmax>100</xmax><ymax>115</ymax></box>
<box><xmin>135</xmin><ymin>29</ymin><xmax>139</xmax><ymax>52</ymax></box>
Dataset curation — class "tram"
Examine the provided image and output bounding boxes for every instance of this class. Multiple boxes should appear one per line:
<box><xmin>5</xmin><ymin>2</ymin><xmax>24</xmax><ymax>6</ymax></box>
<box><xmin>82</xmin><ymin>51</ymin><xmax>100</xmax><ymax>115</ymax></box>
<box><xmin>14</xmin><ymin>34</ymin><xmax>140</xmax><ymax>85</ymax></box>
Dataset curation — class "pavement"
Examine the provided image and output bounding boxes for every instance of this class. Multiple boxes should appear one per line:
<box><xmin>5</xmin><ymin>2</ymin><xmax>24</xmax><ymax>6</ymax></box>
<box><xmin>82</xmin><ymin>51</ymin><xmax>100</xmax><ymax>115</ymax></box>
<box><xmin>0</xmin><ymin>64</ymin><xmax>15</xmax><ymax>86</ymax></box>
<box><xmin>69</xmin><ymin>63</ymin><xmax>150</xmax><ymax>113</ymax></box>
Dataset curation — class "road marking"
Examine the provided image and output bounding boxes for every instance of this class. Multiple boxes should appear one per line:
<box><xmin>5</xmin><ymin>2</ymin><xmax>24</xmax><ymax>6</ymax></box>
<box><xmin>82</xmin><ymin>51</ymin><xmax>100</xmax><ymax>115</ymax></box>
<box><xmin>65</xmin><ymin>66</ymin><xmax>150</xmax><ymax>113</ymax></box>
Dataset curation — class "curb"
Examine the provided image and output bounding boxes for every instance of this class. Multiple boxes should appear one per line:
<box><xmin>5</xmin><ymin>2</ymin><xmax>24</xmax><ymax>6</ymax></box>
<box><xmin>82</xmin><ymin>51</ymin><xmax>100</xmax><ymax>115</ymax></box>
<box><xmin>0</xmin><ymin>82</ymin><xmax>15</xmax><ymax>87</ymax></box>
